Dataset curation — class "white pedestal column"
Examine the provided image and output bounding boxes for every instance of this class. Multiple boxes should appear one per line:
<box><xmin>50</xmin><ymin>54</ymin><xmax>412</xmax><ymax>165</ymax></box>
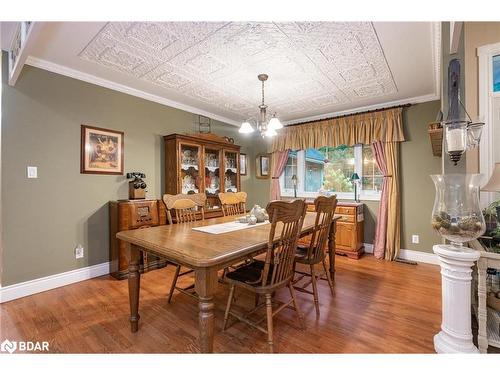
<box><xmin>433</xmin><ymin>244</ymin><xmax>480</xmax><ymax>353</ymax></box>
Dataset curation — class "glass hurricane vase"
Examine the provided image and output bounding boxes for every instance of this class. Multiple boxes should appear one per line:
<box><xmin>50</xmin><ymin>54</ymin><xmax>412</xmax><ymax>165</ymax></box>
<box><xmin>431</xmin><ymin>174</ymin><xmax>486</xmax><ymax>248</ymax></box>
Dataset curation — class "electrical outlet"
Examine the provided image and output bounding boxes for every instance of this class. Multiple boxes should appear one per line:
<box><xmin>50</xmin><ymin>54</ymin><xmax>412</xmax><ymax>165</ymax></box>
<box><xmin>75</xmin><ymin>244</ymin><xmax>84</xmax><ymax>259</ymax></box>
<box><xmin>27</xmin><ymin>166</ymin><xmax>38</xmax><ymax>178</ymax></box>
<box><xmin>412</xmin><ymin>235</ymin><xmax>420</xmax><ymax>244</ymax></box>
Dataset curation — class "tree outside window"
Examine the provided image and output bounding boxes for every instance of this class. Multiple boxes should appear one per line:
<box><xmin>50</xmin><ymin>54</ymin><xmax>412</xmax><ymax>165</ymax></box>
<box><xmin>280</xmin><ymin>144</ymin><xmax>382</xmax><ymax>200</ymax></box>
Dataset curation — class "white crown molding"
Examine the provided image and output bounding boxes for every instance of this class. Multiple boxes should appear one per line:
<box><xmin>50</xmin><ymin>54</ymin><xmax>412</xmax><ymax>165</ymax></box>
<box><xmin>24</xmin><ymin>56</ymin><xmax>241</xmax><ymax>127</ymax></box>
<box><xmin>284</xmin><ymin>92</ymin><xmax>440</xmax><ymax>125</ymax></box>
<box><xmin>0</xmin><ymin>262</ymin><xmax>110</xmax><ymax>303</ymax></box>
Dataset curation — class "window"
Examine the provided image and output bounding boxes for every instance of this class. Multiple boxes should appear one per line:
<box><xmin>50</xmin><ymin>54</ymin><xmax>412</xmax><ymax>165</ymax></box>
<box><xmin>280</xmin><ymin>144</ymin><xmax>382</xmax><ymax>200</ymax></box>
<box><xmin>362</xmin><ymin>146</ymin><xmax>383</xmax><ymax>193</ymax></box>
<box><xmin>493</xmin><ymin>54</ymin><xmax>500</xmax><ymax>92</ymax></box>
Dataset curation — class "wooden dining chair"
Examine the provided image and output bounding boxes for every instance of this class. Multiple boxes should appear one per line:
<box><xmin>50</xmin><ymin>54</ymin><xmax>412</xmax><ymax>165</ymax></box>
<box><xmin>163</xmin><ymin>193</ymin><xmax>206</xmax><ymax>303</ymax></box>
<box><xmin>222</xmin><ymin>199</ymin><xmax>307</xmax><ymax>353</ymax></box>
<box><xmin>293</xmin><ymin>195</ymin><xmax>337</xmax><ymax>317</ymax></box>
<box><xmin>218</xmin><ymin>191</ymin><xmax>247</xmax><ymax>216</ymax></box>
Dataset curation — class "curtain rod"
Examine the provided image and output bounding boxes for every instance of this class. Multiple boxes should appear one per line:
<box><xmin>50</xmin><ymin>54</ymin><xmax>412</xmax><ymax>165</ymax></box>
<box><xmin>285</xmin><ymin>103</ymin><xmax>412</xmax><ymax>127</ymax></box>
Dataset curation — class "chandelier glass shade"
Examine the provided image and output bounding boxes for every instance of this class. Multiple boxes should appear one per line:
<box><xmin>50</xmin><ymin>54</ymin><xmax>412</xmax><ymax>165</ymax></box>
<box><xmin>239</xmin><ymin>74</ymin><xmax>283</xmax><ymax>137</ymax></box>
<box><xmin>238</xmin><ymin>121</ymin><xmax>254</xmax><ymax>134</ymax></box>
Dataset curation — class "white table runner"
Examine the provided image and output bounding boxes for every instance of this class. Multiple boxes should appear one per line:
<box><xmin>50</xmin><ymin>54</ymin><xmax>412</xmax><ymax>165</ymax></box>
<box><xmin>192</xmin><ymin>220</ymin><xmax>270</xmax><ymax>234</ymax></box>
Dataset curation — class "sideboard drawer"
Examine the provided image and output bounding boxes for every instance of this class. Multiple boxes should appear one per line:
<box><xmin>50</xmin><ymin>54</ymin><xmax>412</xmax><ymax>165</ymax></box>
<box><xmin>338</xmin><ymin>214</ymin><xmax>355</xmax><ymax>223</ymax></box>
<box><xmin>336</xmin><ymin>206</ymin><xmax>355</xmax><ymax>215</ymax></box>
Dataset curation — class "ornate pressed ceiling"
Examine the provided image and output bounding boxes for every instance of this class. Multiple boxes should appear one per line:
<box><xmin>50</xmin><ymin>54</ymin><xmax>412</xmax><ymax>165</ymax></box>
<box><xmin>79</xmin><ymin>22</ymin><xmax>398</xmax><ymax>122</ymax></box>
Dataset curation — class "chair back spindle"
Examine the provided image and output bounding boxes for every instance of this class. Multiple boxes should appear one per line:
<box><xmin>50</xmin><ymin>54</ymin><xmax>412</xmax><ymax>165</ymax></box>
<box><xmin>261</xmin><ymin>199</ymin><xmax>307</xmax><ymax>288</ymax></box>
<box><xmin>219</xmin><ymin>192</ymin><xmax>247</xmax><ymax>216</ymax></box>
<box><xmin>306</xmin><ymin>195</ymin><xmax>338</xmax><ymax>263</ymax></box>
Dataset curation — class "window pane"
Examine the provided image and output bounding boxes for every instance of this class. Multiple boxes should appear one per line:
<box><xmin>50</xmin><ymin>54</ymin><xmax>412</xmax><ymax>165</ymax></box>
<box><xmin>304</xmin><ymin>149</ymin><xmax>325</xmax><ymax>192</ymax></box>
<box><xmin>283</xmin><ymin>152</ymin><xmax>297</xmax><ymax>189</ymax></box>
<box><xmin>494</xmin><ymin>55</ymin><xmax>500</xmax><ymax>92</ymax></box>
<box><xmin>362</xmin><ymin>145</ymin><xmax>383</xmax><ymax>192</ymax></box>
<box><xmin>319</xmin><ymin>146</ymin><xmax>355</xmax><ymax>193</ymax></box>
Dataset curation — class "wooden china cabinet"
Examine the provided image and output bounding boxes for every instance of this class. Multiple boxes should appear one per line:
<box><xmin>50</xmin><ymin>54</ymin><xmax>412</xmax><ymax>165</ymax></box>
<box><xmin>164</xmin><ymin>133</ymin><xmax>241</xmax><ymax>218</ymax></box>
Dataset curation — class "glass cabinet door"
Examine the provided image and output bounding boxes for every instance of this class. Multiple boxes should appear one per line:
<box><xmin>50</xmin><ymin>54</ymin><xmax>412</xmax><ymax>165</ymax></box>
<box><xmin>223</xmin><ymin>150</ymin><xmax>239</xmax><ymax>192</ymax></box>
<box><xmin>179</xmin><ymin>143</ymin><xmax>201</xmax><ymax>194</ymax></box>
<box><xmin>204</xmin><ymin>148</ymin><xmax>221</xmax><ymax>209</ymax></box>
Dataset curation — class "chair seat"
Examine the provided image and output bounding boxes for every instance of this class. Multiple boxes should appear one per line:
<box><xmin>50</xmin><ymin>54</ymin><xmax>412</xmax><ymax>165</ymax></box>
<box><xmin>295</xmin><ymin>245</ymin><xmax>327</xmax><ymax>264</ymax></box>
<box><xmin>225</xmin><ymin>260</ymin><xmax>273</xmax><ymax>285</ymax></box>
<box><xmin>295</xmin><ymin>245</ymin><xmax>309</xmax><ymax>261</ymax></box>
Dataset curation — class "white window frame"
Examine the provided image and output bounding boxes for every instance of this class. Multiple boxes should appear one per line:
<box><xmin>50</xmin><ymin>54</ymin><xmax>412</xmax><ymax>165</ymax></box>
<box><xmin>279</xmin><ymin>145</ymin><xmax>382</xmax><ymax>201</ymax></box>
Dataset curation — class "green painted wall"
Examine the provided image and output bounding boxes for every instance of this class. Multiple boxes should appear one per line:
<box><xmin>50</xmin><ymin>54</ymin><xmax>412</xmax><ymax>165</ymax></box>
<box><xmin>400</xmin><ymin>101</ymin><xmax>442</xmax><ymax>252</ymax></box>
<box><xmin>0</xmin><ymin>61</ymin><xmax>265</xmax><ymax>286</ymax></box>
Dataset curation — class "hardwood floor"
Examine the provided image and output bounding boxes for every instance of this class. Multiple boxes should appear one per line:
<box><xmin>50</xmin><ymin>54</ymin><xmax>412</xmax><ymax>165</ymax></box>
<box><xmin>0</xmin><ymin>255</ymin><xmax>443</xmax><ymax>353</ymax></box>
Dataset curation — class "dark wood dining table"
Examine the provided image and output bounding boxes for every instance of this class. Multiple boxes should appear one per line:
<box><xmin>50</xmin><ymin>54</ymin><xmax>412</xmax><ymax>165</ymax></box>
<box><xmin>116</xmin><ymin>212</ymin><xmax>340</xmax><ymax>353</ymax></box>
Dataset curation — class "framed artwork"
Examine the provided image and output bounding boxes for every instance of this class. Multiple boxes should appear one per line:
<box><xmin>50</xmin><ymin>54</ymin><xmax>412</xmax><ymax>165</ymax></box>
<box><xmin>256</xmin><ymin>154</ymin><xmax>270</xmax><ymax>179</ymax></box>
<box><xmin>240</xmin><ymin>153</ymin><xmax>247</xmax><ymax>176</ymax></box>
<box><xmin>81</xmin><ymin>125</ymin><xmax>124</xmax><ymax>175</ymax></box>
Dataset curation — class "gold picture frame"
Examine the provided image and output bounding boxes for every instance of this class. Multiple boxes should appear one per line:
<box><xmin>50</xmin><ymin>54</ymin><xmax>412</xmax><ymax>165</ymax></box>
<box><xmin>256</xmin><ymin>153</ymin><xmax>270</xmax><ymax>179</ymax></box>
<box><xmin>81</xmin><ymin>125</ymin><xmax>124</xmax><ymax>175</ymax></box>
<box><xmin>240</xmin><ymin>153</ymin><xmax>247</xmax><ymax>176</ymax></box>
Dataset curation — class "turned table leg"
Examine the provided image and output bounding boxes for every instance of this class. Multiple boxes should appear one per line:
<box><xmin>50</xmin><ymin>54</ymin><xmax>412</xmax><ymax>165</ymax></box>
<box><xmin>328</xmin><ymin>220</ymin><xmax>337</xmax><ymax>281</ymax></box>
<box><xmin>195</xmin><ymin>267</ymin><xmax>218</xmax><ymax>353</ymax></box>
<box><xmin>128</xmin><ymin>244</ymin><xmax>141</xmax><ymax>333</ymax></box>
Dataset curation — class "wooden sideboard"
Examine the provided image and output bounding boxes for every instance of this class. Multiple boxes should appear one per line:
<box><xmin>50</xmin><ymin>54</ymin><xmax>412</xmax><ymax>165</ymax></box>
<box><xmin>109</xmin><ymin>199</ymin><xmax>167</xmax><ymax>279</ymax></box>
<box><xmin>307</xmin><ymin>201</ymin><xmax>364</xmax><ymax>259</ymax></box>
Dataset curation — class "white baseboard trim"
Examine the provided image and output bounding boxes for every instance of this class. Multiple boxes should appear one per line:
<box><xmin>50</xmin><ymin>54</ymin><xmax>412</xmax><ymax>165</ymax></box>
<box><xmin>364</xmin><ymin>243</ymin><xmax>374</xmax><ymax>254</ymax></box>
<box><xmin>0</xmin><ymin>262</ymin><xmax>110</xmax><ymax>304</ymax></box>
<box><xmin>398</xmin><ymin>249</ymin><xmax>439</xmax><ymax>265</ymax></box>
<box><xmin>362</xmin><ymin>243</ymin><xmax>438</xmax><ymax>265</ymax></box>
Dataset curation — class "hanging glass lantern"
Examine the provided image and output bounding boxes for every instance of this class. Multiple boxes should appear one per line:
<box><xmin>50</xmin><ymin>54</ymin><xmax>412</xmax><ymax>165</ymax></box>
<box><xmin>444</xmin><ymin>120</ymin><xmax>468</xmax><ymax>165</ymax></box>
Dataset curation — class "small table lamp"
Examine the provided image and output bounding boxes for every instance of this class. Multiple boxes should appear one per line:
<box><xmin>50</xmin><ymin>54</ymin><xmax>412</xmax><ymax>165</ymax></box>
<box><xmin>482</xmin><ymin>162</ymin><xmax>500</xmax><ymax>191</ymax></box>
<box><xmin>291</xmin><ymin>174</ymin><xmax>298</xmax><ymax>198</ymax></box>
<box><xmin>482</xmin><ymin>162</ymin><xmax>500</xmax><ymax>219</ymax></box>
<box><xmin>351</xmin><ymin>173</ymin><xmax>360</xmax><ymax>203</ymax></box>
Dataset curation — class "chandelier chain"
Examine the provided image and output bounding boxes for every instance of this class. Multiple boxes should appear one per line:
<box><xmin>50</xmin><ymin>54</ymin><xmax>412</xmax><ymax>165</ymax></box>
<box><xmin>261</xmin><ymin>80</ymin><xmax>265</xmax><ymax>106</ymax></box>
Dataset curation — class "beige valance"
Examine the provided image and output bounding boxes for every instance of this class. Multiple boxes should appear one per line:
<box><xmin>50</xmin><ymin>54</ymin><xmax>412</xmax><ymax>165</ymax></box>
<box><xmin>271</xmin><ymin>107</ymin><xmax>405</xmax><ymax>152</ymax></box>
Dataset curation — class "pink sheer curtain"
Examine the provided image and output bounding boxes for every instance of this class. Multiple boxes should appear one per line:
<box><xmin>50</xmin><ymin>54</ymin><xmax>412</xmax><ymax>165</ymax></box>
<box><xmin>270</xmin><ymin>150</ymin><xmax>289</xmax><ymax>201</ymax></box>
<box><xmin>372</xmin><ymin>141</ymin><xmax>389</xmax><ymax>259</ymax></box>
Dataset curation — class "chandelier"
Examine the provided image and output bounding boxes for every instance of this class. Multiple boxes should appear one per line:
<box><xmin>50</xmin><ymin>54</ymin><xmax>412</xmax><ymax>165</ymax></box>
<box><xmin>239</xmin><ymin>74</ymin><xmax>283</xmax><ymax>137</ymax></box>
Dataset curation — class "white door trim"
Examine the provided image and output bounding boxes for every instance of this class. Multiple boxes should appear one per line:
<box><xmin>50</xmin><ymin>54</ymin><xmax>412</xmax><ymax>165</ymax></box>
<box><xmin>0</xmin><ymin>262</ymin><xmax>110</xmax><ymax>304</ymax></box>
<box><xmin>477</xmin><ymin>42</ymin><xmax>500</xmax><ymax>206</ymax></box>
